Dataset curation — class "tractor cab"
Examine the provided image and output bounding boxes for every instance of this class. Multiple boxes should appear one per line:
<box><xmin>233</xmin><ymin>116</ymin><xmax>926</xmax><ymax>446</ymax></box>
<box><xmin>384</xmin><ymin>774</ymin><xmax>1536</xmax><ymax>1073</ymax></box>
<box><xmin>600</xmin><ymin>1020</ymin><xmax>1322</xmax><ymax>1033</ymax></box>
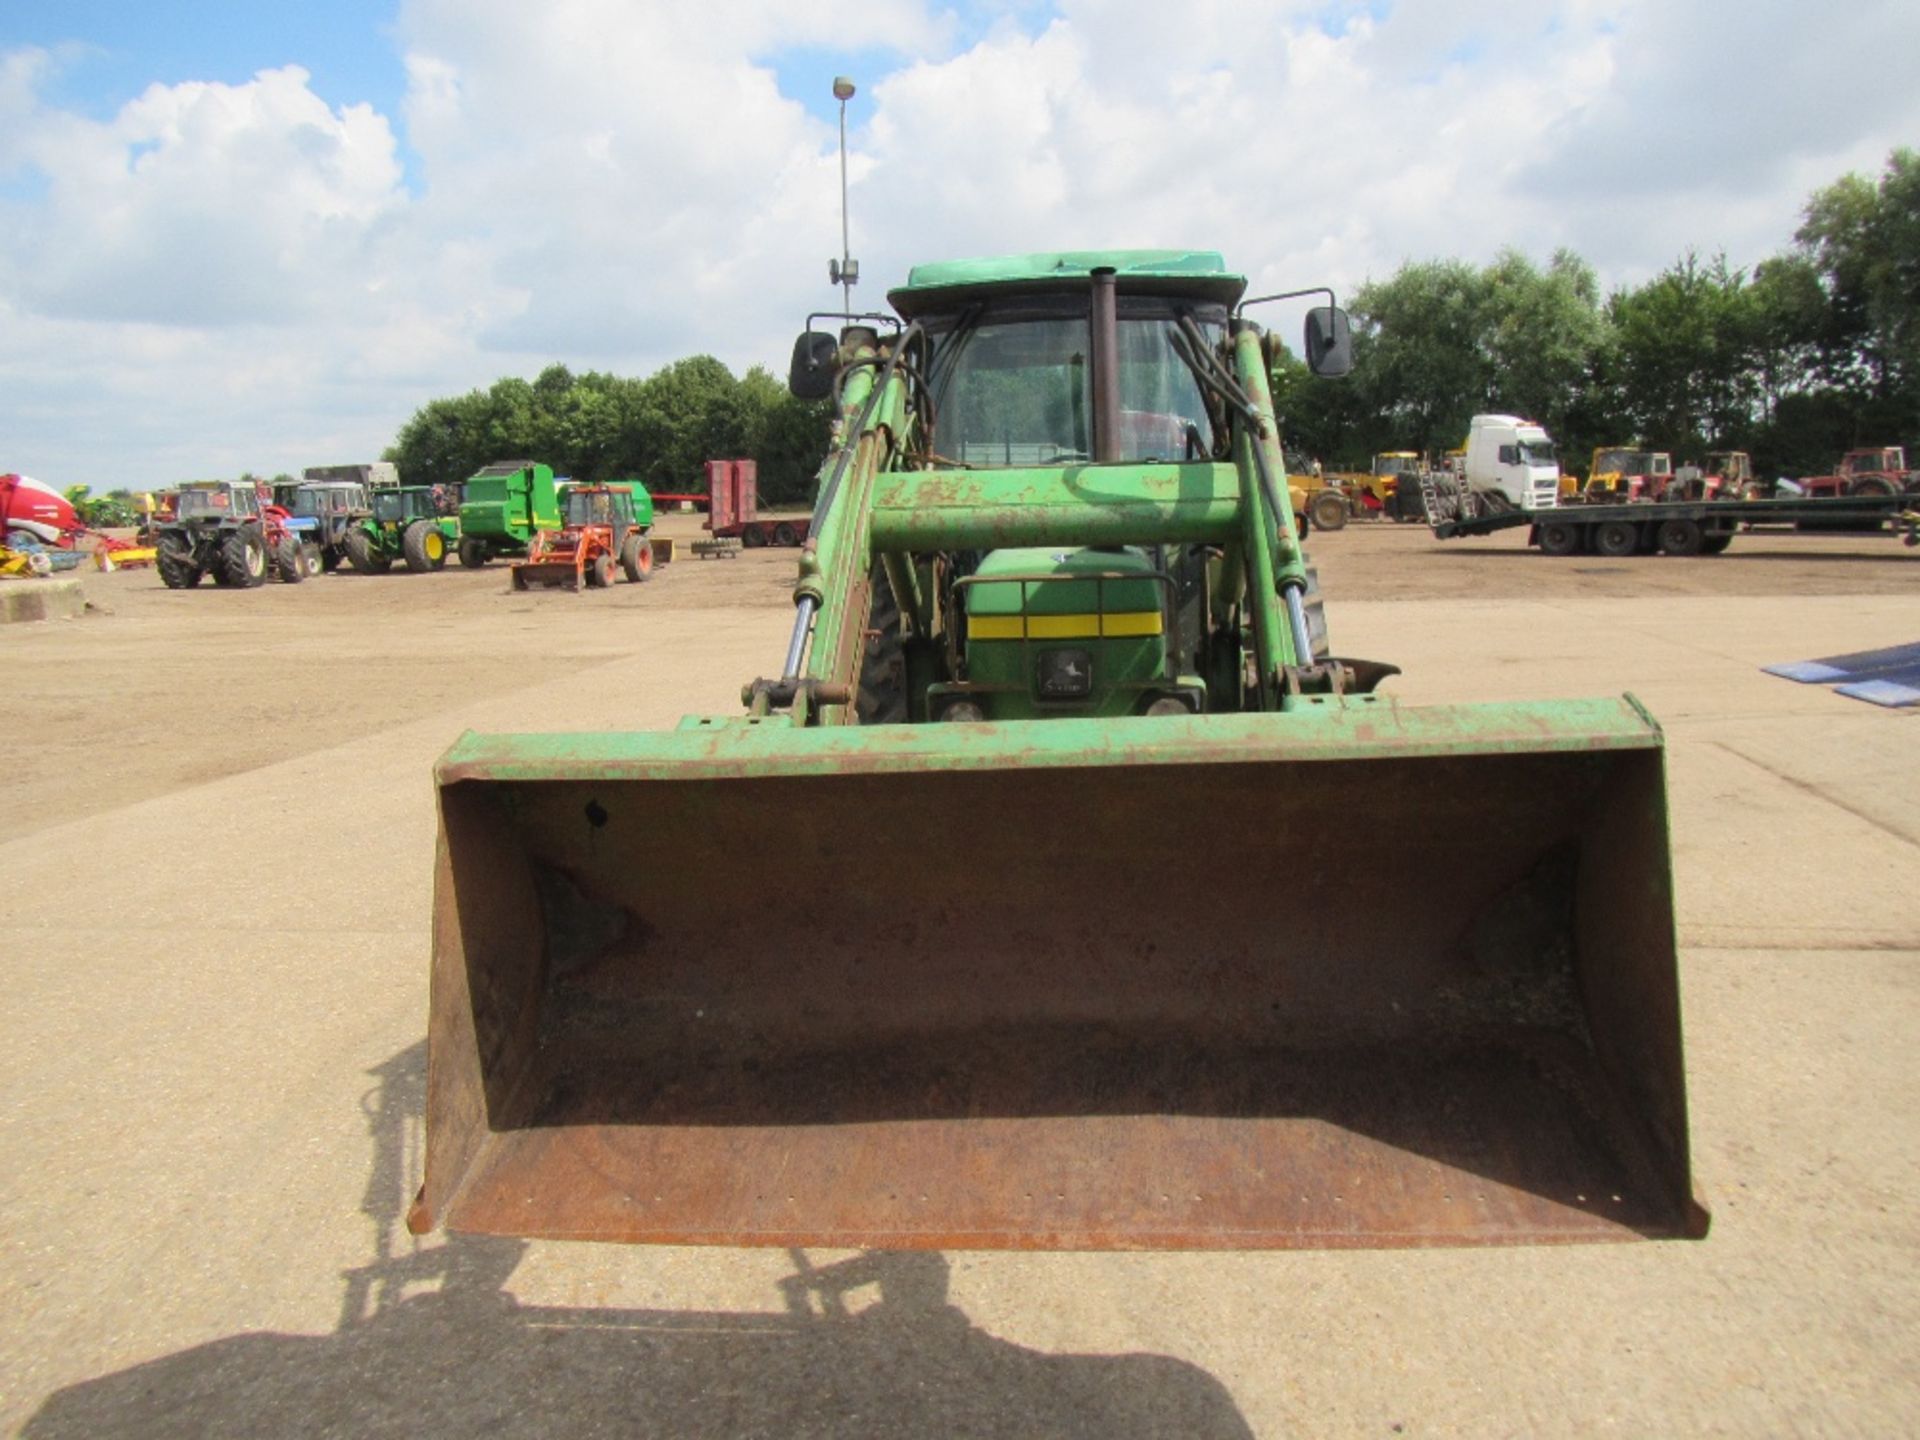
<box><xmin>175</xmin><ymin>482</ymin><xmax>261</xmax><ymax>521</ymax></box>
<box><xmin>371</xmin><ymin>487</ymin><xmax>444</xmax><ymax>527</ymax></box>
<box><xmin>563</xmin><ymin>485</ymin><xmax>635</xmax><ymax>532</ymax></box>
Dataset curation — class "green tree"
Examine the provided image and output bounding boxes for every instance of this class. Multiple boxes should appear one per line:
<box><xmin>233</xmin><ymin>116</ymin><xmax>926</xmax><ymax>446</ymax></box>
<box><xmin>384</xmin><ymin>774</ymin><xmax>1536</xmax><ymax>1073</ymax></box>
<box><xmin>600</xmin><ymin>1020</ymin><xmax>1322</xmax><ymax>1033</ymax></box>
<box><xmin>1605</xmin><ymin>252</ymin><xmax>1759</xmax><ymax>455</ymax></box>
<box><xmin>1795</xmin><ymin>147</ymin><xmax>1920</xmax><ymax>439</ymax></box>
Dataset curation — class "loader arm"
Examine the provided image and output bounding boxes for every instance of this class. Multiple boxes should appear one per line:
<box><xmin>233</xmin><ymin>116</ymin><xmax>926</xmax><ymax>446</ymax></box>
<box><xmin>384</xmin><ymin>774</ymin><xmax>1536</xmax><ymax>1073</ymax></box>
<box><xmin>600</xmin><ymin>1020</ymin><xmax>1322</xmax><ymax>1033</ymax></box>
<box><xmin>772</xmin><ymin>330</ymin><xmax>921</xmax><ymax>726</ymax></box>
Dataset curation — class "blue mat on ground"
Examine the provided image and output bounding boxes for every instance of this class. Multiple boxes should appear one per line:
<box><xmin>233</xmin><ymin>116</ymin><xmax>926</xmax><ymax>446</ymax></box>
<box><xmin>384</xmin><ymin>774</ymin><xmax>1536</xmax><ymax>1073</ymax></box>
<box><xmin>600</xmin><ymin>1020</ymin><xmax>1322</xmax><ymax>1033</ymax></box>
<box><xmin>1834</xmin><ymin>675</ymin><xmax>1920</xmax><ymax>708</ymax></box>
<box><xmin>1764</xmin><ymin>640</ymin><xmax>1920</xmax><ymax>684</ymax></box>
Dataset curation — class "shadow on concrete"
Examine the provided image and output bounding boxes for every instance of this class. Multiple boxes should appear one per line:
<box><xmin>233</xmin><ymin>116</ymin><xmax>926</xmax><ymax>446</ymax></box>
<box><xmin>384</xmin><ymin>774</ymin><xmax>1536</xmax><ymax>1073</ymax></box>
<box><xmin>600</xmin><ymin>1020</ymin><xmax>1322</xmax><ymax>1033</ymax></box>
<box><xmin>22</xmin><ymin>1043</ymin><xmax>1252</xmax><ymax>1440</ymax></box>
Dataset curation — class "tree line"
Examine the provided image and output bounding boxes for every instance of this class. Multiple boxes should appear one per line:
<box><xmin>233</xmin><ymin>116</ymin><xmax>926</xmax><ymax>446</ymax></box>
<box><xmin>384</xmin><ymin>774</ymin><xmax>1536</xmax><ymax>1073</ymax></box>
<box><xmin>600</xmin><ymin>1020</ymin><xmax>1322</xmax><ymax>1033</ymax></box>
<box><xmin>203</xmin><ymin>145</ymin><xmax>1905</xmax><ymax>505</ymax></box>
<box><xmin>383</xmin><ymin>358</ymin><xmax>834</xmax><ymax>505</ymax></box>
<box><xmin>1274</xmin><ymin>148</ymin><xmax>1918</xmax><ymax>479</ymax></box>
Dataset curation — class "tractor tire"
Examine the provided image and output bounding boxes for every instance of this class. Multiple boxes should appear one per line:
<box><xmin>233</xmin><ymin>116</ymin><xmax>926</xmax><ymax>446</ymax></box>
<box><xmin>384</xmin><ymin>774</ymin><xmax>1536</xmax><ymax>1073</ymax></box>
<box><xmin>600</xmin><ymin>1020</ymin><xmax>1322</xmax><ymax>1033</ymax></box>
<box><xmin>1309</xmin><ymin>490</ymin><xmax>1349</xmax><ymax>532</ymax></box>
<box><xmin>403</xmin><ymin>521</ymin><xmax>445</xmax><ymax>573</ymax></box>
<box><xmin>1536</xmin><ymin>520</ymin><xmax>1582</xmax><ymax>557</ymax></box>
<box><xmin>320</xmin><ymin>546</ymin><xmax>342</xmax><ymax>572</ymax></box>
<box><xmin>742</xmin><ymin>527</ymin><xmax>767</xmax><ymax>548</ymax></box>
<box><xmin>345</xmin><ymin>529</ymin><xmax>390</xmax><ymax>575</ymax></box>
<box><xmin>1595</xmin><ymin>520</ymin><xmax>1640</xmax><ymax>558</ymax></box>
<box><xmin>1848</xmin><ymin>476</ymin><xmax>1897</xmax><ymax>498</ymax></box>
<box><xmin>274</xmin><ymin>535</ymin><xmax>305</xmax><ymax>583</ymax></box>
<box><xmin>1656</xmin><ymin>518</ymin><xmax>1704</xmax><ymax>557</ymax></box>
<box><xmin>300</xmin><ymin>543</ymin><xmax>323</xmax><ymax>578</ymax></box>
<box><xmin>772</xmin><ymin>521</ymin><xmax>801</xmax><ymax>547</ymax></box>
<box><xmin>220</xmin><ymin>527</ymin><xmax>268</xmax><ymax>588</ymax></box>
<box><xmin>157</xmin><ymin>541</ymin><xmax>202</xmax><ymax>589</ymax></box>
<box><xmin>458</xmin><ymin>538</ymin><xmax>489</xmax><ymax>569</ymax></box>
<box><xmin>856</xmin><ymin>563</ymin><xmax>909</xmax><ymax>724</ymax></box>
<box><xmin>588</xmin><ymin>553</ymin><xmax>614</xmax><ymax>588</ymax></box>
<box><xmin>621</xmin><ymin>534</ymin><xmax>654</xmax><ymax>583</ymax></box>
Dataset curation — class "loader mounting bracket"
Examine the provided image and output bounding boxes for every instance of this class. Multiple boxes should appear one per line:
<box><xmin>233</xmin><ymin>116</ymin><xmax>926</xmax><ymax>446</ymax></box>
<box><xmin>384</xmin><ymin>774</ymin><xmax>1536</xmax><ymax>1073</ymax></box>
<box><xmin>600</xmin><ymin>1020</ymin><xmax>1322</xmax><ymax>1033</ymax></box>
<box><xmin>1282</xmin><ymin>657</ymin><xmax>1402</xmax><ymax>698</ymax></box>
<box><xmin>743</xmin><ymin>677</ymin><xmax>856</xmax><ymax>712</ymax></box>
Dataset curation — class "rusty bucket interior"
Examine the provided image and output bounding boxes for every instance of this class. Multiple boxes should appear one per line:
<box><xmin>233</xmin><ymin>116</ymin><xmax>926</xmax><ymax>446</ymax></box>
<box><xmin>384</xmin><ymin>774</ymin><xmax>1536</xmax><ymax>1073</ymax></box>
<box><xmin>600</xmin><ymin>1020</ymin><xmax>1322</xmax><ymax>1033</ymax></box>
<box><xmin>412</xmin><ymin>725</ymin><xmax>1708</xmax><ymax>1251</ymax></box>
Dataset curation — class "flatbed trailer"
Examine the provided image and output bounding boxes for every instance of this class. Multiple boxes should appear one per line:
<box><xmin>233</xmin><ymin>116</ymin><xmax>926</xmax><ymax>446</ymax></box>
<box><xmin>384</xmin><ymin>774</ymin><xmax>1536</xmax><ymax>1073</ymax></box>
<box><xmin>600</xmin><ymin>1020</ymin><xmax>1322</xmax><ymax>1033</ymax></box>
<box><xmin>1433</xmin><ymin>494</ymin><xmax>1909</xmax><ymax>557</ymax></box>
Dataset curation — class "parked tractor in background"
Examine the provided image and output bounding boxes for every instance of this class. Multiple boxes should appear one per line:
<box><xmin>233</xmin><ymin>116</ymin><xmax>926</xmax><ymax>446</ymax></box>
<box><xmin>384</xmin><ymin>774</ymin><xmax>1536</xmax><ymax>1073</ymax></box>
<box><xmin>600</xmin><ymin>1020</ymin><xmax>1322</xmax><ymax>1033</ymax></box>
<box><xmin>510</xmin><ymin>483</ymin><xmax>660</xmax><ymax>590</ymax></box>
<box><xmin>457</xmin><ymin>460</ymin><xmax>563</xmax><ymax>566</ymax></box>
<box><xmin>276</xmin><ymin>480</ymin><xmax>371</xmax><ymax>572</ymax></box>
<box><xmin>414</xmin><ymin>250</ymin><xmax>1704</xmax><ymax>1257</ymax></box>
<box><xmin>346</xmin><ymin>486</ymin><xmax>461</xmax><ymax>574</ymax></box>
<box><xmin>1685</xmin><ymin>450</ymin><xmax>1756</xmax><ymax>501</ymax></box>
<box><xmin>154</xmin><ymin>480</ymin><xmax>307</xmax><ymax>588</ymax></box>
<box><xmin>1800</xmin><ymin>447</ymin><xmax>1916</xmax><ymax>498</ymax></box>
<box><xmin>1584</xmin><ymin>446</ymin><xmax>1675</xmax><ymax>502</ymax></box>
<box><xmin>1314</xmin><ymin>452</ymin><xmax>1430</xmax><ymax>529</ymax></box>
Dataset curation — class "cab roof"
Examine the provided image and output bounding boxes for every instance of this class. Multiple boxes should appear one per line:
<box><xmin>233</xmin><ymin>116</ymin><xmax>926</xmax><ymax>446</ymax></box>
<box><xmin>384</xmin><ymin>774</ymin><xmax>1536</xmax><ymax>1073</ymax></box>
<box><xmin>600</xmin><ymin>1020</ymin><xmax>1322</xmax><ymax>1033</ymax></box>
<box><xmin>889</xmin><ymin>250</ymin><xmax>1246</xmax><ymax>319</ymax></box>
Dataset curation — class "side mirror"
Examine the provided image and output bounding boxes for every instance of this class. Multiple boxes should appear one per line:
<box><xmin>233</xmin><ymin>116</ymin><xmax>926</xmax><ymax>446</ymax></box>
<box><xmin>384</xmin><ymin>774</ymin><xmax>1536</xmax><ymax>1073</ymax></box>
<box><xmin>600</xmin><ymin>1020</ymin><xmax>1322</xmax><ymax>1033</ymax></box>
<box><xmin>1304</xmin><ymin>306</ymin><xmax>1352</xmax><ymax>378</ymax></box>
<box><xmin>788</xmin><ymin>331</ymin><xmax>840</xmax><ymax>400</ymax></box>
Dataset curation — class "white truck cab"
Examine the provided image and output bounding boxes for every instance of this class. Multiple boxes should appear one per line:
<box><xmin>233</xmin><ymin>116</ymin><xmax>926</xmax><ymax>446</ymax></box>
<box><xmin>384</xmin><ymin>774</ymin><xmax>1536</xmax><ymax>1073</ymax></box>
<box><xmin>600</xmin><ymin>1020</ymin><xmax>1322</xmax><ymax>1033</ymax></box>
<box><xmin>1463</xmin><ymin>414</ymin><xmax>1560</xmax><ymax>511</ymax></box>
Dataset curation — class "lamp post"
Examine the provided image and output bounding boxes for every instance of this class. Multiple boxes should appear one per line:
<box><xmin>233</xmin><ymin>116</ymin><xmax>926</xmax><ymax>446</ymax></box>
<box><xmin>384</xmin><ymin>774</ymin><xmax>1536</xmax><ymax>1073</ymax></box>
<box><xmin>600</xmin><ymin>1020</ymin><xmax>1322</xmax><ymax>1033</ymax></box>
<box><xmin>829</xmin><ymin>76</ymin><xmax>858</xmax><ymax>315</ymax></box>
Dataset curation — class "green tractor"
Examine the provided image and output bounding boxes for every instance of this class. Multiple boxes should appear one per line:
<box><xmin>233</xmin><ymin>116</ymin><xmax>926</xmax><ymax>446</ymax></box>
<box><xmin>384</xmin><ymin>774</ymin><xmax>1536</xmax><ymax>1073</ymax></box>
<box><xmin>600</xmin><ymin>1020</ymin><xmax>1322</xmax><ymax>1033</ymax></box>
<box><xmin>456</xmin><ymin>460</ymin><xmax>561</xmax><ymax>567</ymax></box>
<box><xmin>414</xmin><ymin>251</ymin><xmax>1704</xmax><ymax>1255</ymax></box>
<box><xmin>345</xmin><ymin>485</ymin><xmax>460</xmax><ymax>574</ymax></box>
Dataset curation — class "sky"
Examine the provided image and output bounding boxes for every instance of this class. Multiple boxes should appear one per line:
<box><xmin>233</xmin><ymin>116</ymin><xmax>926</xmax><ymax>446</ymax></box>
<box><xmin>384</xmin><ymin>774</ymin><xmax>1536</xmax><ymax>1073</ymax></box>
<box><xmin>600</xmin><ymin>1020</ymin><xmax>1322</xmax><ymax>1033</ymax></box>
<box><xmin>2</xmin><ymin>0</ymin><xmax>1916</xmax><ymax>490</ymax></box>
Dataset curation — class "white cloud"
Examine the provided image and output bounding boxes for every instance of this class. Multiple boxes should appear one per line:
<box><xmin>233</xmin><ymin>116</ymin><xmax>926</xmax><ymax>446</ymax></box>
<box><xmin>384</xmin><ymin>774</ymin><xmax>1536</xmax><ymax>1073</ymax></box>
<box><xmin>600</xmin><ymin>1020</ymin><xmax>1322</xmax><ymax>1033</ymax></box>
<box><xmin>2</xmin><ymin>1</ymin><xmax>1917</xmax><ymax>488</ymax></box>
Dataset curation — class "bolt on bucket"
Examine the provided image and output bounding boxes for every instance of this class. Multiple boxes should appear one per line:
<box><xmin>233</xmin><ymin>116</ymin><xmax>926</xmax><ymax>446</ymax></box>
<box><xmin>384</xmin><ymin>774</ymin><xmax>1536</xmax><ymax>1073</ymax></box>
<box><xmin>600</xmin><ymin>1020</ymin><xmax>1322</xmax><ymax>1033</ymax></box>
<box><xmin>410</xmin><ymin>698</ymin><xmax>1708</xmax><ymax>1251</ymax></box>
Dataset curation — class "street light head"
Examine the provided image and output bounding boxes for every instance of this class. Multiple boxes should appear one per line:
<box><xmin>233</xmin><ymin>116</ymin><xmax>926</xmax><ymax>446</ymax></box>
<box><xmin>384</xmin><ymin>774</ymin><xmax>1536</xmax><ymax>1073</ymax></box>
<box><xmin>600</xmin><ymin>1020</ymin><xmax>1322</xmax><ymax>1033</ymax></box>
<box><xmin>832</xmin><ymin>76</ymin><xmax>856</xmax><ymax>102</ymax></box>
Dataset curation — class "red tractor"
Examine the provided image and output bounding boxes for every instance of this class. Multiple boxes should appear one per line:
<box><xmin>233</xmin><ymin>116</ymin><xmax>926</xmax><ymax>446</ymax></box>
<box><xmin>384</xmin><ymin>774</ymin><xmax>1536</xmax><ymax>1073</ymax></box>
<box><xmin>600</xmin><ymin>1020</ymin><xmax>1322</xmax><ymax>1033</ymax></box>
<box><xmin>510</xmin><ymin>484</ymin><xmax>659</xmax><ymax>591</ymax></box>
<box><xmin>1799</xmin><ymin>447</ymin><xmax>1916</xmax><ymax>499</ymax></box>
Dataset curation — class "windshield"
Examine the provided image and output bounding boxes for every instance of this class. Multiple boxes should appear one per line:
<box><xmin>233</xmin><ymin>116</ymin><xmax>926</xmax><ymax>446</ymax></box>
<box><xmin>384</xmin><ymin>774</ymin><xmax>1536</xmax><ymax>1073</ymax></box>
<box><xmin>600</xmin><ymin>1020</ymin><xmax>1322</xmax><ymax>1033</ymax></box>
<box><xmin>927</xmin><ymin>302</ymin><xmax>1223</xmax><ymax>466</ymax></box>
<box><xmin>1373</xmin><ymin>455</ymin><xmax>1415</xmax><ymax>476</ymax></box>
<box><xmin>372</xmin><ymin>491</ymin><xmax>427</xmax><ymax>522</ymax></box>
<box><xmin>1518</xmin><ymin>440</ymin><xmax>1557</xmax><ymax>465</ymax></box>
<box><xmin>565</xmin><ymin>490</ymin><xmax>623</xmax><ymax>526</ymax></box>
<box><xmin>176</xmin><ymin>489</ymin><xmax>230</xmax><ymax>517</ymax></box>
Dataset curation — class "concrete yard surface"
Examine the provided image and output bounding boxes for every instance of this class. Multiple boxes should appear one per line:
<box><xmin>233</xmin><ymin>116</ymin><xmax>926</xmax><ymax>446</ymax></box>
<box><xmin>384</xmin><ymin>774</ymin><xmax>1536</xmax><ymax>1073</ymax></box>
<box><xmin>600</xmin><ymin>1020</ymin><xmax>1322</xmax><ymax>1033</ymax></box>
<box><xmin>1</xmin><ymin>519</ymin><xmax>1916</xmax><ymax>1436</ymax></box>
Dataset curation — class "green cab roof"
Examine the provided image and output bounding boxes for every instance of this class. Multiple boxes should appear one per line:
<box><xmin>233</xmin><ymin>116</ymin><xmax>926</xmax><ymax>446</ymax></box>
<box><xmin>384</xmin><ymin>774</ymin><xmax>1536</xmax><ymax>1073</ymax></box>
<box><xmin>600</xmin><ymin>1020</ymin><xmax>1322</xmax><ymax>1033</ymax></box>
<box><xmin>890</xmin><ymin>250</ymin><xmax>1246</xmax><ymax>318</ymax></box>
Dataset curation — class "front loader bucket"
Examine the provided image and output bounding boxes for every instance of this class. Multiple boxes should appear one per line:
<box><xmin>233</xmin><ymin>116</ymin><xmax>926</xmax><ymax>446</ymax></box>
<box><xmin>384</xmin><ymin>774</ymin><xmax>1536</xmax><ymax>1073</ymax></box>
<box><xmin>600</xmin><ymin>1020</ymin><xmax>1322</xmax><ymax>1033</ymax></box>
<box><xmin>510</xmin><ymin>561</ymin><xmax>580</xmax><ymax>591</ymax></box>
<box><xmin>412</xmin><ymin>698</ymin><xmax>1708</xmax><ymax>1251</ymax></box>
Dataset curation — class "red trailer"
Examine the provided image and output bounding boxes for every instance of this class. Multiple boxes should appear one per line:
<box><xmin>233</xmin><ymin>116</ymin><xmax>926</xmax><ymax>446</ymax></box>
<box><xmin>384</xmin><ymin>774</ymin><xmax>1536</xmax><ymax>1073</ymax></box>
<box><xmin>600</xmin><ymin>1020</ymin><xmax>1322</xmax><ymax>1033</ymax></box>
<box><xmin>704</xmin><ymin>458</ymin><xmax>807</xmax><ymax>547</ymax></box>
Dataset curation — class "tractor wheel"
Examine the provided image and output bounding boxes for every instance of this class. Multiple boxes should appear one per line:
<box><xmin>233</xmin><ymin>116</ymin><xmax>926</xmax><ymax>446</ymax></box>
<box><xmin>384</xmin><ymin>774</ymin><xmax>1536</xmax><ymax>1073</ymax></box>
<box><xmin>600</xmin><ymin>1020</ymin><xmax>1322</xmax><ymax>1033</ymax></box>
<box><xmin>1848</xmin><ymin>476</ymin><xmax>1897</xmax><ymax>498</ymax></box>
<box><xmin>403</xmin><ymin>521</ymin><xmax>445</xmax><ymax>573</ymax></box>
<box><xmin>1309</xmin><ymin>490</ymin><xmax>1349</xmax><ymax>532</ymax></box>
<box><xmin>273</xmin><ymin>535</ymin><xmax>305</xmax><ymax>583</ymax></box>
<box><xmin>220</xmin><ymin>527</ymin><xmax>268</xmax><ymax>588</ymax></box>
<box><xmin>742</xmin><ymin>527</ymin><xmax>767</xmax><ymax>548</ymax></box>
<box><xmin>320</xmin><ymin>546</ymin><xmax>342</xmax><ymax>572</ymax></box>
<box><xmin>588</xmin><ymin>553</ymin><xmax>614</xmax><ymax>588</ymax></box>
<box><xmin>856</xmin><ymin>563</ymin><xmax>909</xmax><ymax>725</ymax></box>
<box><xmin>157</xmin><ymin>540</ymin><xmax>201</xmax><ymax>589</ymax></box>
<box><xmin>300</xmin><ymin>543</ymin><xmax>323</xmax><ymax>578</ymax></box>
<box><xmin>1536</xmin><ymin>520</ymin><xmax>1582</xmax><ymax>557</ymax></box>
<box><xmin>772</xmin><ymin>522</ymin><xmax>801</xmax><ymax>547</ymax></box>
<box><xmin>621</xmin><ymin>534</ymin><xmax>654</xmax><ymax>583</ymax></box>
<box><xmin>345</xmin><ymin>529</ymin><xmax>390</xmax><ymax>575</ymax></box>
<box><xmin>459</xmin><ymin>538</ymin><xmax>489</xmax><ymax>569</ymax></box>
<box><xmin>1595</xmin><ymin>520</ymin><xmax>1640</xmax><ymax>558</ymax></box>
<box><xmin>1656</xmin><ymin>518</ymin><xmax>1704</xmax><ymax>557</ymax></box>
